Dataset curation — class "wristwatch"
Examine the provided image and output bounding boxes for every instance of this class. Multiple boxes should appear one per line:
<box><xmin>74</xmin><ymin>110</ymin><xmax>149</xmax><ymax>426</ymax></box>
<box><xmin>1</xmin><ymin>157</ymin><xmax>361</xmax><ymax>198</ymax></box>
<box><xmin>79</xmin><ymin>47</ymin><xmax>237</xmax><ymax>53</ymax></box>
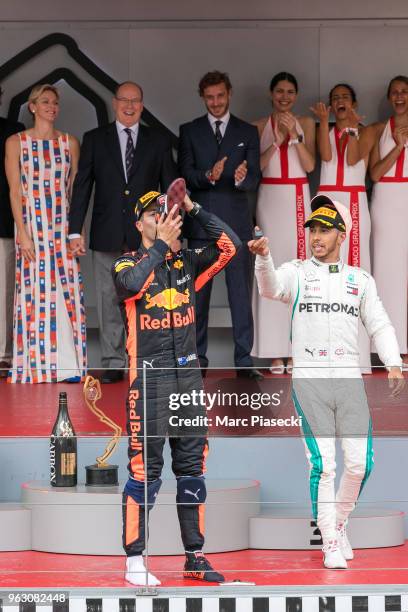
<box><xmin>288</xmin><ymin>134</ymin><xmax>304</xmax><ymax>146</ymax></box>
<box><xmin>187</xmin><ymin>202</ymin><xmax>202</xmax><ymax>217</ymax></box>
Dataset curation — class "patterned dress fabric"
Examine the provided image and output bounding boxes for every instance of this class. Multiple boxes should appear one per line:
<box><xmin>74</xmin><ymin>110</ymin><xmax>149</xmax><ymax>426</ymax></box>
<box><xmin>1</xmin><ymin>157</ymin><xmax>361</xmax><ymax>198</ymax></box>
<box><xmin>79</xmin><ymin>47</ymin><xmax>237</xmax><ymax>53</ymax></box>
<box><xmin>9</xmin><ymin>133</ymin><xmax>86</xmax><ymax>383</ymax></box>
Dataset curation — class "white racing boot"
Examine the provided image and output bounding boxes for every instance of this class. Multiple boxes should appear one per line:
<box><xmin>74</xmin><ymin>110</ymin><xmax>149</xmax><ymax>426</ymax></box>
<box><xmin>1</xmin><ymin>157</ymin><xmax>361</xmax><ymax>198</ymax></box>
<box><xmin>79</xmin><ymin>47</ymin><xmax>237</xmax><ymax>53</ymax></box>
<box><xmin>336</xmin><ymin>520</ymin><xmax>354</xmax><ymax>560</ymax></box>
<box><xmin>322</xmin><ymin>539</ymin><xmax>348</xmax><ymax>569</ymax></box>
<box><xmin>125</xmin><ymin>555</ymin><xmax>161</xmax><ymax>586</ymax></box>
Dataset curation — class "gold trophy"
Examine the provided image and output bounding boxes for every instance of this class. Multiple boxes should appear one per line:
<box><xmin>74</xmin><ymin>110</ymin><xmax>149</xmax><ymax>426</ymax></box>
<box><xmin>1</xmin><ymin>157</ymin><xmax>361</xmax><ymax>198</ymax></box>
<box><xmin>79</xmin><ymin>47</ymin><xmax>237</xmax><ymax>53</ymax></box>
<box><xmin>83</xmin><ymin>375</ymin><xmax>122</xmax><ymax>486</ymax></box>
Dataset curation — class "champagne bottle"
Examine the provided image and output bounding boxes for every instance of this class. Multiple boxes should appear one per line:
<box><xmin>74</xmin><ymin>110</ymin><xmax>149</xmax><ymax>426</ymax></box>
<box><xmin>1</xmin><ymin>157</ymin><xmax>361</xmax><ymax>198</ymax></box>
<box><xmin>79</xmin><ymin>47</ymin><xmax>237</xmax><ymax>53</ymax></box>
<box><xmin>50</xmin><ymin>391</ymin><xmax>77</xmax><ymax>487</ymax></box>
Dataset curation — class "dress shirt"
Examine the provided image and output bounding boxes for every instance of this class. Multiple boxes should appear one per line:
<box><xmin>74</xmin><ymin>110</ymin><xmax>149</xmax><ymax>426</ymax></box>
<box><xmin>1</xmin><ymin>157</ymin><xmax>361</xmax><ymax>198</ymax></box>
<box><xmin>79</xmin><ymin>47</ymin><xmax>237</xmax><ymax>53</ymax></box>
<box><xmin>207</xmin><ymin>112</ymin><xmax>230</xmax><ymax>138</ymax></box>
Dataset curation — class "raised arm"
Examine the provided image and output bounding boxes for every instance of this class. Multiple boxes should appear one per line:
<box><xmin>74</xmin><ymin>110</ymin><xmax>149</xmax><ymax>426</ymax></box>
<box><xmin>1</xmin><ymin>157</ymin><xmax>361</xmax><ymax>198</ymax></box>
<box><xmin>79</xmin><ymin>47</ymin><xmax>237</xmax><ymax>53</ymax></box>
<box><xmin>277</xmin><ymin>113</ymin><xmax>315</xmax><ymax>173</ymax></box>
<box><xmin>234</xmin><ymin>124</ymin><xmax>261</xmax><ymax>192</ymax></box>
<box><xmin>248</xmin><ymin>232</ymin><xmax>296</xmax><ymax>302</ymax></box>
<box><xmin>182</xmin><ymin>195</ymin><xmax>241</xmax><ymax>290</ymax></box>
<box><xmin>369</xmin><ymin>122</ymin><xmax>406</xmax><ymax>182</ymax></box>
<box><xmin>310</xmin><ymin>102</ymin><xmax>332</xmax><ymax>162</ymax></box>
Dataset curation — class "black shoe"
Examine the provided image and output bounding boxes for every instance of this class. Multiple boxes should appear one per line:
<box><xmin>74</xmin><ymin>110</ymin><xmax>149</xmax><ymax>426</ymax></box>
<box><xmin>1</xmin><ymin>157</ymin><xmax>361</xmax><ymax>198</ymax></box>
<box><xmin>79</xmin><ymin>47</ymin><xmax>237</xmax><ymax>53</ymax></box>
<box><xmin>100</xmin><ymin>369</ymin><xmax>125</xmax><ymax>384</ymax></box>
<box><xmin>183</xmin><ymin>551</ymin><xmax>225</xmax><ymax>582</ymax></box>
<box><xmin>236</xmin><ymin>368</ymin><xmax>264</xmax><ymax>381</ymax></box>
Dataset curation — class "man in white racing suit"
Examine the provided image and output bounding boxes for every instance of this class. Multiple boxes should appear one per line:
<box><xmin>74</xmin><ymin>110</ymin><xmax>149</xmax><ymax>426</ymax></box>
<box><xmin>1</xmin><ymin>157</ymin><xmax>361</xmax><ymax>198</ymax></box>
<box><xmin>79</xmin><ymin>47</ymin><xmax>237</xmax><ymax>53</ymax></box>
<box><xmin>249</xmin><ymin>194</ymin><xmax>404</xmax><ymax>569</ymax></box>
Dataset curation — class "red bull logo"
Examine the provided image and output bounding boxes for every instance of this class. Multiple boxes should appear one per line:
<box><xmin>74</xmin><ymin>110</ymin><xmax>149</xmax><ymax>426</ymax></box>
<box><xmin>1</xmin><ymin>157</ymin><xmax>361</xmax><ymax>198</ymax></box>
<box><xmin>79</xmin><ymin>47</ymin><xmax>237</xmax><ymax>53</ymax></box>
<box><xmin>145</xmin><ymin>288</ymin><xmax>190</xmax><ymax>310</ymax></box>
<box><xmin>128</xmin><ymin>389</ymin><xmax>142</xmax><ymax>451</ymax></box>
<box><xmin>140</xmin><ymin>306</ymin><xmax>195</xmax><ymax>330</ymax></box>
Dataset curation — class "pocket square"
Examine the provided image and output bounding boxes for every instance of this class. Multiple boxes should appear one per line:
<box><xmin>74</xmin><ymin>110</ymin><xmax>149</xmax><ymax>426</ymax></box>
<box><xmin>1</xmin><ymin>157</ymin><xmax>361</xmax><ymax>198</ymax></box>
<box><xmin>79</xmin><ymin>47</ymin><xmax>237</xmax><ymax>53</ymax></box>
<box><xmin>237</xmin><ymin>142</ymin><xmax>245</xmax><ymax>147</ymax></box>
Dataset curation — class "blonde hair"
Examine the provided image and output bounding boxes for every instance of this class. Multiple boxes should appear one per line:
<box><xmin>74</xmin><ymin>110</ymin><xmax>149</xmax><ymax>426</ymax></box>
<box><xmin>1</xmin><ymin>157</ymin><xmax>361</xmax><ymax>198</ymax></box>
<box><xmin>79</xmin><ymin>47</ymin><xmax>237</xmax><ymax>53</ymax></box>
<box><xmin>28</xmin><ymin>84</ymin><xmax>59</xmax><ymax>114</ymax></box>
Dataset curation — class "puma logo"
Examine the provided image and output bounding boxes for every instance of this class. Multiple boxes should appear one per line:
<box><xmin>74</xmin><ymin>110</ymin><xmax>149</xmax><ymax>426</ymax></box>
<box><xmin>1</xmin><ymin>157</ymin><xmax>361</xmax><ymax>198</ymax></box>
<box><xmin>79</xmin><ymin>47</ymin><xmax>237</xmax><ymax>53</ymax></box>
<box><xmin>305</xmin><ymin>348</ymin><xmax>315</xmax><ymax>357</ymax></box>
<box><xmin>185</xmin><ymin>488</ymin><xmax>201</xmax><ymax>501</ymax></box>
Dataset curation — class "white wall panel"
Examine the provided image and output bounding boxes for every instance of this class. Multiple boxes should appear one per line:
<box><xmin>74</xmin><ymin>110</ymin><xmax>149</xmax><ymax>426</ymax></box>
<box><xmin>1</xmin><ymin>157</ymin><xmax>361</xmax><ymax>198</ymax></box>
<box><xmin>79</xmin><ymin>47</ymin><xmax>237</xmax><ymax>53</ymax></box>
<box><xmin>129</xmin><ymin>27</ymin><xmax>320</xmax><ymax>133</ymax></box>
<box><xmin>320</xmin><ymin>25</ymin><xmax>408</xmax><ymax>123</ymax></box>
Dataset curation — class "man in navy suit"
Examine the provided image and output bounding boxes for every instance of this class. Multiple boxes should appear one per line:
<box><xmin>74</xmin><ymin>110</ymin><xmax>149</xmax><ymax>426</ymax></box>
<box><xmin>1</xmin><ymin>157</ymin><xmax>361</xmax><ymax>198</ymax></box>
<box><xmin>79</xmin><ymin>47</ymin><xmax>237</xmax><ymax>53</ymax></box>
<box><xmin>179</xmin><ymin>71</ymin><xmax>262</xmax><ymax>379</ymax></box>
<box><xmin>69</xmin><ymin>81</ymin><xmax>177</xmax><ymax>383</ymax></box>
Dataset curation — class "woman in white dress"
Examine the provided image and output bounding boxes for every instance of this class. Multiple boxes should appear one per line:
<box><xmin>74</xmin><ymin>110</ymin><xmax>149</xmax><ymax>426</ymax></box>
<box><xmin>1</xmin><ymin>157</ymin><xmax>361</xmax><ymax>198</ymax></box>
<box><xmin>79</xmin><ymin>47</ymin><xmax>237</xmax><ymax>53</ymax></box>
<box><xmin>311</xmin><ymin>83</ymin><xmax>373</xmax><ymax>373</ymax></box>
<box><xmin>6</xmin><ymin>84</ymin><xmax>87</xmax><ymax>383</ymax></box>
<box><xmin>369</xmin><ymin>75</ymin><xmax>408</xmax><ymax>369</ymax></box>
<box><xmin>252</xmin><ymin>72</ymin><xmax>315</xmax><ymax>373</ymax></box>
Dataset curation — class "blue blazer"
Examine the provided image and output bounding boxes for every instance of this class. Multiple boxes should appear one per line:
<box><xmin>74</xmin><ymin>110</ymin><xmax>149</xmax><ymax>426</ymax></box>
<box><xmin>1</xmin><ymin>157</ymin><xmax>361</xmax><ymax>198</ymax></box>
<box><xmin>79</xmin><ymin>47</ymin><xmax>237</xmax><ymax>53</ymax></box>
<box><xmin>179</xmin><ymin>114</ymin><xmax>260</xmax><ymax>241</ymax></box>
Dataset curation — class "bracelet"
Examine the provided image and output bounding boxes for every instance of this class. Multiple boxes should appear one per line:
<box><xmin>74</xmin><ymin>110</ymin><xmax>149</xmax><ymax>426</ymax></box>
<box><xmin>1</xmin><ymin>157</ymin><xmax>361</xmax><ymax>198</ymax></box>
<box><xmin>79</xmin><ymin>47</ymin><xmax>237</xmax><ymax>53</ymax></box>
<box><xmin>288</xmin><ymin>134</ymin><xmax>304</xmax><ymax>146</ymax></box>
<box><xmin>187</xmin><ymin>202</ymin><xmax>202</xmax><ymax>217</ymax></box>
<box><xmin>205</xmin><ymin>170</ymin><xmax>214</xmax><ymax>182</ymax></box>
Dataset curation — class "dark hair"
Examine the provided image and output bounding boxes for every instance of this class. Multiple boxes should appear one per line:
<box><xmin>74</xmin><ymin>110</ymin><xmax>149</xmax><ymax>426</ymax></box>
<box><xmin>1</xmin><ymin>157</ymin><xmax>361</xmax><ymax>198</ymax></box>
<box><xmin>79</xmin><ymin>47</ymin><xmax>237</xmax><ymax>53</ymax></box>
<box><xmin>115</xmin><ymin>81</ymin><xmax>144</xmax><ymax>101</ymax></box>
<box><xmin>329</xmin><ymin>83</ymin><xmax>357</xmax><ymax>104</ymax></box>
<box><xmin>198</xmin><ymin>71</ymin><xmax>232</xmax><ymax>96</ymax></box>
<box><xmin>269</xmin><ymin>72</ymin><xmax>298</xmax><ymax>93</ymax></box>
<box><xmin>387</xmin><ymin>75</ymin><xmax>408</xmax><ymax>98</ymax></box>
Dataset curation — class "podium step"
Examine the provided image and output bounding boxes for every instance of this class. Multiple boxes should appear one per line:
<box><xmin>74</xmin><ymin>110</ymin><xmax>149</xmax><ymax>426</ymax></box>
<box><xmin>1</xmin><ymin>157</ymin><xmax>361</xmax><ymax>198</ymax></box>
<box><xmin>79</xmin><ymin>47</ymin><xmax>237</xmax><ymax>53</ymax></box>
<box><xmin>249</xmin><ymin>505</ymin><xmax>405</xmax><ymax>549</ymax></box>
<box><xmin>0</xmin><ymin>503</ymin><xmax>31</xmax><ymax>551</ymax></box>
<box><xmin>20</xmin><ymin>479</ymin><xmax>260</xmax><ymax>555</ymax></box>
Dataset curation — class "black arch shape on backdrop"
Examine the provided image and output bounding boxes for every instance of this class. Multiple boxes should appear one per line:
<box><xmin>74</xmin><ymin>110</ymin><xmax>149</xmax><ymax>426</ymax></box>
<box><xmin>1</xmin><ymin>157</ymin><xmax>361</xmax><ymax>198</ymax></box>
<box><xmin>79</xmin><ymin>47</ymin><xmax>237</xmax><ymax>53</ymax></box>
<box><xmin>0</xmin><ymin>31</ymin><xmax>178</xmax><ymax>146</ymax></box>
<box><xmin>8</xmin><ymin>67</ymin><xmax>109</xmax><ymax>126</ymax></box>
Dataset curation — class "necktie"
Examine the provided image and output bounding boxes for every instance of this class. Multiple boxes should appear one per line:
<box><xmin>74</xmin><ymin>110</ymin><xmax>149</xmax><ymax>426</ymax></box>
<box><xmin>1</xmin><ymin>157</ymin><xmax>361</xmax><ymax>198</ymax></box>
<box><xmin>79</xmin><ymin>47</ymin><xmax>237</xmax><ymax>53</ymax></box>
<box><xmin>124</xmin><ymin>128</ymin><xmax>134</xmax><ymax>178</ymax></box>
<box><xmin>214</xmin><ymin>120</ymin><xmax>223</xmax><ymax>146</ymax></box>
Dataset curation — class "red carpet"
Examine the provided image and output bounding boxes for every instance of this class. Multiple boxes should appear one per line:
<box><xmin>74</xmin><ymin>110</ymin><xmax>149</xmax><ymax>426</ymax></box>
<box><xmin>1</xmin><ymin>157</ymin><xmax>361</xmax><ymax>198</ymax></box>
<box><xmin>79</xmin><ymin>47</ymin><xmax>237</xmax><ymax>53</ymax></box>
<box><xmin>0</xmin><ymin>546</ymin><xmax>407</xmax><ymax>588</ymax></box>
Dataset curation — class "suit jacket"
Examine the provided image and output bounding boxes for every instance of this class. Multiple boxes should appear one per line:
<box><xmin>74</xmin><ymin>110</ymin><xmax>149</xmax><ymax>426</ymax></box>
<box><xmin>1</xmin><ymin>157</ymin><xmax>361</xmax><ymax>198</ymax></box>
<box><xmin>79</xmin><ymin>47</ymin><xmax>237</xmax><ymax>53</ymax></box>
<box><xmin>179</xmin><ymin>114</ymin><xmax>260</xmax><ymax>240</ymax></box>
<box><xmin>0</xmin><ymin>117</ymin><xmax>25</xmax><ymax>238</ymax></box>
<box><xmin>69</xmin><ymin>122</ymin><xmax>177</xmax><ymax>252</ymax></box>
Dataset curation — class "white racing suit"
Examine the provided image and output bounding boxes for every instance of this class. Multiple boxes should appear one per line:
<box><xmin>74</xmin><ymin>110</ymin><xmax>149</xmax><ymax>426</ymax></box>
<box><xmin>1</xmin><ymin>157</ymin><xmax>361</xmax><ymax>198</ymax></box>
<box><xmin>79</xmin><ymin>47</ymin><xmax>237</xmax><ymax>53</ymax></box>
<box><xmin>255</xmin><ymin>254</ymin><xmax>402</xmax><ymax>543</ymax></box>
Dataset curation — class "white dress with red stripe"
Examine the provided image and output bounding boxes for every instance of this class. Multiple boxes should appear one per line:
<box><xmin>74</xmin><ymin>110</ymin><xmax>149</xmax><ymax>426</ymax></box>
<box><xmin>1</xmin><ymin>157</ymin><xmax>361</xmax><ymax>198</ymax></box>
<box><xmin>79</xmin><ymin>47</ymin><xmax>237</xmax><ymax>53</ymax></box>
<box><xmin>371</xmin><ymin>117</ymin><xmax>408</xmax><ymax>353</ymax></box>
<box><xmin>317</xmin><ymin>127</ymin><xmax>372</xmax><ymax>372</ymax></box>
<box><xmin>252</xmin><ymin>116</ymin><xmax>310</xmax><ymax>358</ymax></box>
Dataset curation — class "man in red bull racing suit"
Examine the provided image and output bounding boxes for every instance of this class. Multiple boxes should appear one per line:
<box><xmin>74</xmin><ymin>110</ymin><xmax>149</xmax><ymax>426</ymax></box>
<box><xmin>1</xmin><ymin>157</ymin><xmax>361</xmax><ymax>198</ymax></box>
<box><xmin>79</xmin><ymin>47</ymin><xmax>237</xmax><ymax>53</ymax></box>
<box><xmin>113</xmin><ymin>190</ymin><xmax>240</xmax><ymax>585</ymax></box>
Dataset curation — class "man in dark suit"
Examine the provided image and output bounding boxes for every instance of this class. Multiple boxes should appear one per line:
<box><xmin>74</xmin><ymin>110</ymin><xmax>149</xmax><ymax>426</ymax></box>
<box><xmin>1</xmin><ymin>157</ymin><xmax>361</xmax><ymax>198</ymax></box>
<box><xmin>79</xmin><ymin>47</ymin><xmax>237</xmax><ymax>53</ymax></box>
<box><xmin>0</xmin><ymin>86</ymin><xmax>24</xmax><ymax>378</ymax></box>
<box><xmin>179</xmin><ymin>71</ymin><xmax>262</xmax><ymax>379</ymax></box>
<box><xmin>69</xmin><ymin>81</ymin><xmax>177</xmax><ymax>382</ymax></box>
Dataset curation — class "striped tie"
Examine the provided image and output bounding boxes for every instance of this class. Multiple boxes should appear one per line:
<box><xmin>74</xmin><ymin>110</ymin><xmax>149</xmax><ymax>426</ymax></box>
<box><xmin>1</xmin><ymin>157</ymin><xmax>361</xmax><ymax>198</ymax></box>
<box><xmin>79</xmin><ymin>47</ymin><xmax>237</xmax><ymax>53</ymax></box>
<box><xmin>214</xmin><ymin>120</ymin><xmax>223</xmax><ymax>146</ymax></box>
<box><xmin>124</xmin><ymin>128</ymin><xmax>134</xmax><ymax>178</ymax></box>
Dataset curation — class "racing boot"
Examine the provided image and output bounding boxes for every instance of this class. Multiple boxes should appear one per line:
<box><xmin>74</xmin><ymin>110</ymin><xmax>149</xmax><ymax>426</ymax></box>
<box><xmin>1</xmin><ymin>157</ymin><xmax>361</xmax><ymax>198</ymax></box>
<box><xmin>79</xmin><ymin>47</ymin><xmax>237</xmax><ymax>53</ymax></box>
<box><xmin>322</xmin><ymin>539</ymin><xmax>348</xmax><ymax>569</ymax></box>
<box><xmin>183</xmin><ymin>551</ymin><xmax>225</xmax><ymax>582</ymax></box>
<box><xmin>125</xmin><ymin>555</ymin><xmax>161</xmax><ymax>586</ymax></box>
<box><xmin>336</xmin><ymin>520</ymin><xmax>354</xmax><ymax>560</ymax></box>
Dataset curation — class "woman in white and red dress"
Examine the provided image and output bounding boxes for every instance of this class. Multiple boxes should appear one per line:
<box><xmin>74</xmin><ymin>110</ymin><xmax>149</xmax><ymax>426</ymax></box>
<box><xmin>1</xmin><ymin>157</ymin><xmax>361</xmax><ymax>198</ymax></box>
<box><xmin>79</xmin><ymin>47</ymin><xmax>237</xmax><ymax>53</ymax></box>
<box><xmin>311</xmin><ymin>83</ymin><xmax>373</xmax><ymax>372</ymax></box>
<box><xmin>370</xmin><ymin>75</ymin><xmax>408</xmax><ymax>369</ymax></box>
<box><xmin>252</xmin><ymin>72</ymin><xmax>315</xmax><ymax>373</ymax></box>
<box><xmin>5</xmin><ymin>84</ymin><xmax>87</xmax><ymax>383</ymax></box>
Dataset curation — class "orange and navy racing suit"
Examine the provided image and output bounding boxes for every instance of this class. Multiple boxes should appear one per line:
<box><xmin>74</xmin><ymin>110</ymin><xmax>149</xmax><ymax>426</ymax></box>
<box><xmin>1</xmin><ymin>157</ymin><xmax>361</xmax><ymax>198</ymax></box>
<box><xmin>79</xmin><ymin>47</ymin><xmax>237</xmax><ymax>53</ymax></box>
<box><xmin>112</xmin><ymin>206</ymin><xmax>241</xmax><ymax>556</ymax></box>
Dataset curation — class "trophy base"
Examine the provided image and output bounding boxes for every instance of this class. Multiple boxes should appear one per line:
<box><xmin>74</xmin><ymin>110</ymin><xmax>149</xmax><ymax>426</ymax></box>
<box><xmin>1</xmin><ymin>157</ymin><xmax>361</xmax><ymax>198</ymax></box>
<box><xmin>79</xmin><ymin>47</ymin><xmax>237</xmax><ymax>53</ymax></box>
<box><xmin>85</xmin><ymin>464</ymin><xmax>119</xmax><ymax>486</ymax></box>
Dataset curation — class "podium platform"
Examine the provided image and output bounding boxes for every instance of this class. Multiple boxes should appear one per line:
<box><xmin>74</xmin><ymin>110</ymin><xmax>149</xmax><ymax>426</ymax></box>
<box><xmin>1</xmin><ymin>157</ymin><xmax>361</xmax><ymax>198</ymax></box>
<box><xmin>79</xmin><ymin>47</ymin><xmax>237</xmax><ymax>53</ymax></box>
<box><xmin>19</xmin><ymin>479</ymin><xmax>260</xmax><ymax>555</ymax></box>
<box><xmin>0</xmin><ymin>479</ymin><xmax>405</xmax><ymax>557</ymax></box>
